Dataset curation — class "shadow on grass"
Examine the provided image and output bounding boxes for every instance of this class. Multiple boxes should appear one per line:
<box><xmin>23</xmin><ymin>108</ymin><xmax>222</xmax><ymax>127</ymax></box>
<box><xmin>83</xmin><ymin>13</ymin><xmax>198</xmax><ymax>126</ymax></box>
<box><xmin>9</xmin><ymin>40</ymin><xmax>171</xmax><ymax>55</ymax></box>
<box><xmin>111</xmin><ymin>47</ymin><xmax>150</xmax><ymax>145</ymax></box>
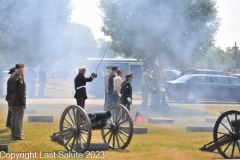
<box><xmin>0</xmin><ymin>128</ymin><xmax>8</xmax><ymax>134</ymax></box>
<box><xmin>0</xmin><ymin>135</ymin><xmax>17</xmax><ymax>144</ymax></box>
<box><xmin>106</xmin><ymin>148</ymin><xmax>130</xmax><ymax>153</ymax></box>
<box><xmin>131</xmin><ymin>104</ymin><xmax>211</xmax><ymax>119</ymax></box>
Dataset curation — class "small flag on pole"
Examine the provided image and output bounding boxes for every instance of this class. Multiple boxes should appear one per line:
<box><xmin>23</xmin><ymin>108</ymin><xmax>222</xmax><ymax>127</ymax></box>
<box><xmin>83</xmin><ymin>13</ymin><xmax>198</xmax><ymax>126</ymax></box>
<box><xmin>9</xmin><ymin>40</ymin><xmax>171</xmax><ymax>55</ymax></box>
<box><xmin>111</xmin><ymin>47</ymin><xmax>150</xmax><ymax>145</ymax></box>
<box><xmin>133</xmin><ymin>111</ymin><xmax>144</xmax><ymax>125</ymax></box>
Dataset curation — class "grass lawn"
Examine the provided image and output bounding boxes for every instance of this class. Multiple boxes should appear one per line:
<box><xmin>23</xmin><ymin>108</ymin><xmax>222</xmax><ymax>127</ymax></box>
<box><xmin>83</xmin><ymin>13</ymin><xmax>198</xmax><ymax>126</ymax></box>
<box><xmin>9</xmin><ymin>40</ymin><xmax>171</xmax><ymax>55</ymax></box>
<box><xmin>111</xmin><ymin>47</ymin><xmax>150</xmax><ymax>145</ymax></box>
<box><xmin>1</xmin><ymin>100</ymin><xmax>240</xmax><ymax>160</ymax></box>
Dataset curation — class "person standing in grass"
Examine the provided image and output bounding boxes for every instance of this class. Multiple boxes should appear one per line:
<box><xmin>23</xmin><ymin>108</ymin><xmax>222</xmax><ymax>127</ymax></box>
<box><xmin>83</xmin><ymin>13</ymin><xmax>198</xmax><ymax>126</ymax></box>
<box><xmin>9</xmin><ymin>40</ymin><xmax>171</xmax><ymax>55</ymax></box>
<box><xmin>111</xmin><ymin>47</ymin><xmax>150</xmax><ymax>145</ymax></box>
<box><xmin>9</xmin><ymin>63</ymin><xmax>26</xmax><ymax>140</ymax></box>
<box><xmin>113</xmin><ymin>69</ymin><xmax>123</xmax><ymax>104</ymax></box>
<box><xmin>74</xmin><ymin>66</ymin><xmax>97</xmax><ymax>109</ymax></box>
<box><xmin>5</xmin><ymin>67</ymin><xmax>15</xmax><ymax>129</ymax></box>
<box><xmin>108</xmin><ymin>66</ymin><xmax>118</xmax><ymax>107</ymax></box>
<box><xmin>0</xmin><ymin>65</ymin><xmax>3</xmax><ymax>98</ymax></box>
<box><xmin>104</xmin><ymin>66</ymin><xmax>111</xmax><ymax>110</ymax></box>
<box><xmin>121</xmin><ymin>73</ymin><xmax>133</xmax><ymax>120</ymax></box>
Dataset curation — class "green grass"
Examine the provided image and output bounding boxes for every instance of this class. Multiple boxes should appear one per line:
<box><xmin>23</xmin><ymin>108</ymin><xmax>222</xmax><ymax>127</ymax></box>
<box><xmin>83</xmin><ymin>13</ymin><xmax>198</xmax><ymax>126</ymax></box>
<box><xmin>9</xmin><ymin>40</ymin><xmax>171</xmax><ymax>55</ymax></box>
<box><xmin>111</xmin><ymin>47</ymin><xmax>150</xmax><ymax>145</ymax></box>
<box><xmin>1</xmin><ymin>102</ymin><xmax>240</xmax><ymax>160</ymax></box>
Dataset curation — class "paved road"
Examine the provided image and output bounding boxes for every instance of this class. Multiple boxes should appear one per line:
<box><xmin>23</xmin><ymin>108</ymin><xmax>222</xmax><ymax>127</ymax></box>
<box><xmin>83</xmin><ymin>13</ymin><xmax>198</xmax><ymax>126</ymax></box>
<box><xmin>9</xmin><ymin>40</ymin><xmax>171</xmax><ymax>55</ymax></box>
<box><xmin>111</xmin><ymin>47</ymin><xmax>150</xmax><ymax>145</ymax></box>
<box><xmin>1</xmin><ymin>97</ymin><xmax>239</xmax><ymax>106</ymax></box>
<box><xmin>0</xmin><ymin>98</ymin><xmax>142</xmax><ymax>105</ymax></box>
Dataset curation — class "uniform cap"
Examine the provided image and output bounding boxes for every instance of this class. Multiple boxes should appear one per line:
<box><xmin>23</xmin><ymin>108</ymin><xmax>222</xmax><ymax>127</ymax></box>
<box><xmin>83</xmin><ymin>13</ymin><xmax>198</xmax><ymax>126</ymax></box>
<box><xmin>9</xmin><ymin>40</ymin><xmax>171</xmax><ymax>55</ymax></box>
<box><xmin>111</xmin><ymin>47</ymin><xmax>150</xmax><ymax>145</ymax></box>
<box><xmin>106</xmin><ymin>66</ymin><xmax>112</xmax><ymax>69</ymax></box>
<box><xmin>125</xmin><ymin>73</ymin><xmax>133</xmax><ymax>78</ymax></box>
<box><xmin>8</xmin><ymin>67</ymin><xmax>15</xmax><ymax>74</ymax></box>
<box><xmin>112</xmin><ymin>66</ymin><xmax>118</xmax><ymax>70</ymax></box>
<box><xmin>117</xmin><ymin>69</ymin><xmax>123</xmax><ymax>74</ymax></box>
<box><xmin>78</xmin><ymin>66</ymin><xmax>86</xmax><ymax>71</ymax></box>
<box><xmin>15</xmin><ymin>63</ymin><xmax>24</xmax><ymax>69</ymax></box>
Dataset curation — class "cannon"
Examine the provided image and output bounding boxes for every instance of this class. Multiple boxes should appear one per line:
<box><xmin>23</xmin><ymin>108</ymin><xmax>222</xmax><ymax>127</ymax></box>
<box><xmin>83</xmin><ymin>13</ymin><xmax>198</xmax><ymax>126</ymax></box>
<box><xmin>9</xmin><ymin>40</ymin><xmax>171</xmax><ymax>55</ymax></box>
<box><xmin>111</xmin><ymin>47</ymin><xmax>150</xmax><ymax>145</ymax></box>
<box><xmin>51</xmin><ymin>104</ymin><xmax>133</xmax><ymax>153</ymax></box>
<box><xmin>200</xmin><ymin>110</ymin><xmax>240</xmax><ymax>159</ymax></box>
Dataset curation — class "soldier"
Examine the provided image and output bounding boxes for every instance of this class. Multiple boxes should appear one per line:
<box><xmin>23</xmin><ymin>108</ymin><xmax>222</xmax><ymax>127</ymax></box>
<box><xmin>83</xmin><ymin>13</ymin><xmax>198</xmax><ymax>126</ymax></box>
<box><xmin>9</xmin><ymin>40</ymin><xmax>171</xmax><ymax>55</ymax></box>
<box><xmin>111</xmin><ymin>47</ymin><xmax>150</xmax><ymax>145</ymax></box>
<box><xmin>5</xmin><ymin>67</ymin><xmax>15</xmax><ymax>129</ymax></box>
<box><xmin>0</xmin><ymin>65</ymin><xmax>3</xmax><ymax>97</ymax></box>
<box><xmin>104</xmin><ymin>66</ymin><xmax>112</xmax><ymax>110</ymax></box>
<box><xmin>38</xmin><ymin>65</ymin><xmax>47</xmax><ymax>97</ymax></box>
<box><xmin>113</xmin><ymin>69</ymin><xmax>123</xmax><ymax>104</ymax></box>
<box><xmin>121</xmin><ymin>73</ymin><xmax>133</xmax><ymax>119</ymax></box>
<box><xmin>9</xmin><ymin>63</ymin><xmax>26</xmax><ymax>140</ymax></box>
<box><xmin>74</xmin><ymin>66</ymin><xmax>97</xmax><ymax>109</ymax></box>
<box><xmin>25</xmin><ymin>66</ymin><xmax>37</xmax><ymax>98</ymax></box>
<box><xmin>150</xmin><ymin>68</ymin><xmax>161</xmax><ymax>108</ymax></box>
<box><xmin>141</xmin><ymin>67</ymin><xmax>153</xmax><ymax>108</ymax></box>
<box><xmin>107</xmin><ymin>66</ymin><xmax>118</xmax><ymax>107</ymax></box>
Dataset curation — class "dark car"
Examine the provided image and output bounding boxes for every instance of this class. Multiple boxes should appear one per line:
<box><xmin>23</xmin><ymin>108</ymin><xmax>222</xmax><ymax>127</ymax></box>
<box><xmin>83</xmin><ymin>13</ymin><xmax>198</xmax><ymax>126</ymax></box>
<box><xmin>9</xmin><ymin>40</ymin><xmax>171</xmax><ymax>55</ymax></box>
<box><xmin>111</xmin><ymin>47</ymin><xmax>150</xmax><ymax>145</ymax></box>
<box><xmin>179</xmin><ymin>69</ymin><xmax>224</xmax><ymax>77</ymax></box>
<box><xmin>232</xmin><ymin>74</ymin><xmax>240</xmax><ymax>78</ymax></box>
<box><xmin>162</xmin><ymin>69</ymin><xmax>181</xmax><ymax>81</ymax></box>
<box><xmin>166</xmin><ymin>74</ymin><xmax>240</xmax><ymax>103</ymax></box>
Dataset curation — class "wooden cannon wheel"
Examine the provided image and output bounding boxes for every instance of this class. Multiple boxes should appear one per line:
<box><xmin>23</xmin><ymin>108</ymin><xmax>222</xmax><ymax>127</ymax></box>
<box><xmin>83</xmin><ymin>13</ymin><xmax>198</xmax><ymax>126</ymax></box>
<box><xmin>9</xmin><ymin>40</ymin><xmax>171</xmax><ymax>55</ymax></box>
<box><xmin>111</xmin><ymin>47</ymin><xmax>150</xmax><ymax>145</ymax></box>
<box><xmin>213</xmin><ymin>110</ymin><xmax>240</xmax><ymax>159</ymax></box>
<box><xmin>59</xmin><ymin>105</ymin><xmax>92</xmax><ymax>153</ymax></box>
<box><xmin>101</xmin><ymin>104</ymin><xmax>133</xmax><ymax>149</ymax></box>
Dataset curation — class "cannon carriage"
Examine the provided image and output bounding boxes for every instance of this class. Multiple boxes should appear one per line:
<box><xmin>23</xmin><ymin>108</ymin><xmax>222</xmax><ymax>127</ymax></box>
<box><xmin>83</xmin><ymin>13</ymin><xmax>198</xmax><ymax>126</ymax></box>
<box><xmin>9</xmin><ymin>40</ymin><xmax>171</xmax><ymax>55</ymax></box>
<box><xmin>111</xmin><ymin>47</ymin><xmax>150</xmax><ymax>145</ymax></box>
<box><xmin>51</xmin><ymin>104</ymin><xmax>133</xmax><ymax>153</ymax></box>
<box><xmin>201</xmin><ymin>110</ymin><xmax>240</xmax><ymax>159</ymax></box>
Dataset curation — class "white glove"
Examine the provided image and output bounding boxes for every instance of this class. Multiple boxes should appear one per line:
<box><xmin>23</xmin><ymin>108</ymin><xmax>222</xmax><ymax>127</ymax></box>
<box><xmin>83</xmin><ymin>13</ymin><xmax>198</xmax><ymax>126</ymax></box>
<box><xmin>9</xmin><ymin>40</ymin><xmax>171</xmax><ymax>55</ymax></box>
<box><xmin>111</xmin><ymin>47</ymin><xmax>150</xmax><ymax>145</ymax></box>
<box><xmin>127</xmin><ymin>97</ymin><xmax>131</xmax><ymax>102</ymax></box>
<box><xmin>118</xmin><ymin>93</ymin><xmax>121</xmax><ymax>97</ymax></box>
<box><xmin>93</xmin><ymin>70</ymin><xmax>97</xmax><ymax>75</ymax></box>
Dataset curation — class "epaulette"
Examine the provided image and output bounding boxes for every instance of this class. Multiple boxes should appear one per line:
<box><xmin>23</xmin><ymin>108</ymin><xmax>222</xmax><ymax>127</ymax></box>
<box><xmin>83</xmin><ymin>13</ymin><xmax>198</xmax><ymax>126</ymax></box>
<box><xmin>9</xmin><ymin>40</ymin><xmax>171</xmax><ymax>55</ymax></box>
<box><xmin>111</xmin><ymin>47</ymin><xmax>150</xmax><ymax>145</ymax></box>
<box><xmin>125</xmin><ymin>81</ymin><xmax>130</xmax><ymax>88</ymax></box>
<box><xmin>17</xmin><ymin>76</ymin><xmax>24</xmax><ymax>84</ymax></box>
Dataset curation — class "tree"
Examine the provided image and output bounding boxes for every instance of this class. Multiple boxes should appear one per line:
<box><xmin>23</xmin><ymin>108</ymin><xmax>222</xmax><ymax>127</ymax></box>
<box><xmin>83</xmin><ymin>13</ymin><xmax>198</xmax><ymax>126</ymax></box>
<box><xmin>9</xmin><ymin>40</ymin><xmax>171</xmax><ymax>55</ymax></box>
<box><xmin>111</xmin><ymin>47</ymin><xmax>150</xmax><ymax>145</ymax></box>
<box><xmin>203</xmin><ymin>47</ymin><xmax>233</xmax><ymax>71</ymax></box>
<box><xmin>96</xmin><ymin>38</ymin><xmax>115</xmax><ymax>58</ymax></box>
<box><xmin>0</xmin><ymin>0</ymin><xmax>97</xmax><ymax>72</ymax></box>
<box><xmin>99</xmin><ymin>0</ymin><xmax>220</xmax><ymax>69</ymax></box>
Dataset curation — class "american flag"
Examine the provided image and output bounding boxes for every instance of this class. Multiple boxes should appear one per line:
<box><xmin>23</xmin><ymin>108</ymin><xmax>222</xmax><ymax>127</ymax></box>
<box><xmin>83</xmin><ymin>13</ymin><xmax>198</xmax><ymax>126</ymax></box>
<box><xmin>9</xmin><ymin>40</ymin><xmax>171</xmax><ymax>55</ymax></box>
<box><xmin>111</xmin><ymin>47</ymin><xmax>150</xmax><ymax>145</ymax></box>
<box><xmin>133</xmin><ymin>111</ymin><xmax>144</xmax><ymax>125</ymax></box>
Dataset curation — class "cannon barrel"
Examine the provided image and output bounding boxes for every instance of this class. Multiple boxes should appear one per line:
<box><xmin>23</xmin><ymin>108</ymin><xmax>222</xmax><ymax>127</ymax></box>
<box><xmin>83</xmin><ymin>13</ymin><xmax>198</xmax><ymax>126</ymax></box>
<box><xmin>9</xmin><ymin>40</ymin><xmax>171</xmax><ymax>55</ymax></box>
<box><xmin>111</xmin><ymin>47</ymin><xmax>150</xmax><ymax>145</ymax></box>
<box><xmin>231</xmin><ymin>119</ymin><xmax>240</xmax><ymax>128</ymax></box>
<box><xmin>87</xmin><ymin>111</ymin><xmax>111</xmax><ymax>119</ymax></box>
<box><xmin>87</xmin><ymin>111</ymin><xmax>112</xmax><ymax>130</ymax></box>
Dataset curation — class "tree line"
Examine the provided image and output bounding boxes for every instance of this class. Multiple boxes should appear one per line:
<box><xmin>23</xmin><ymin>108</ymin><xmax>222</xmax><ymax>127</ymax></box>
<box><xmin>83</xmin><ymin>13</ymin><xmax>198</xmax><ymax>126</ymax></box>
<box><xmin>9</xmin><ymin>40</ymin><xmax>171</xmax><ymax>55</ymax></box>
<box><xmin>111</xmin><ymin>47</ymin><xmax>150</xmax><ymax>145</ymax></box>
<box><xmin>0</xmin><ymin>0</ymin><xmax>239</xmax><ymax>73</ymax></box>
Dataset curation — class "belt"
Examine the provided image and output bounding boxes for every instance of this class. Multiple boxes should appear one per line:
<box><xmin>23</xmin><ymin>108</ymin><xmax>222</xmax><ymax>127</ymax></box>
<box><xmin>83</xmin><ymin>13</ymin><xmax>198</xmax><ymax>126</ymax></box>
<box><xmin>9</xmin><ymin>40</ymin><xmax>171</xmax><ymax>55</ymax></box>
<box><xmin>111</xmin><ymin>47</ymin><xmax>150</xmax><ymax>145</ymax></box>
<box><xmin>76</xmin><ymin>86</ymin><xmax>86</xmax><ymax>90</ymax></box>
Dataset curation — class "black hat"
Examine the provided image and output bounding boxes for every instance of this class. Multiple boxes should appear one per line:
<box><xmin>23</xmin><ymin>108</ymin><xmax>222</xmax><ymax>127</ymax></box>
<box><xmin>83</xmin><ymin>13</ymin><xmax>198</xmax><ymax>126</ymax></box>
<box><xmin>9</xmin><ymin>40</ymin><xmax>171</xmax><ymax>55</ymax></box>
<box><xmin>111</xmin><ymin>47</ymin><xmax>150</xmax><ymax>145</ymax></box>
<box><xmin>125</xmin><ymin>73</ymin><xmax>133</xmax><ymax>78</ymax></box>
<box><xmin>112</xmin><ymin>66</ymin><xmax>118</xmax><ymax>70</ymax></box>
<box><xmin>8</xmin><ymin>68</ymin><xmax>15</xmax><ymax>74</ymax></box>
<box><xmin>15</xmin><ymin>63</ymin><xmax>24</xmax><ymax>69</ymax></box>
<box><xmin>106</xmin><ymin>66</ymin><xmax>112</xmax><ymax>69</ymax></box>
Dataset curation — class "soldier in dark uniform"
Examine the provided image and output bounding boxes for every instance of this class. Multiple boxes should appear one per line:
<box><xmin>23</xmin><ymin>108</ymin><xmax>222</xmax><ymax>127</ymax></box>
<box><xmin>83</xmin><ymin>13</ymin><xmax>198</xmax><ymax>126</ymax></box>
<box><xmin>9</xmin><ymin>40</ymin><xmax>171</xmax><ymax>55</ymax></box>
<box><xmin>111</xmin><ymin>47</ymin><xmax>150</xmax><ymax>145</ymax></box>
<box><xmin>121</xmin><ymin>73</ymin><xmax>133</xmax><ymax>119</ymax></box>
<box><xmin>107</xmin><ymin>66</ymin><xmax>118</xmax><ymax>107</ymax></box>
<box><xmin>0</xmin><ymin>65</ymin><xmax>3</xmax><ymax>97</ymax></box>
<box><xmin>9</xmin><ymin>63</ymin><xmax>26</xmax><ymax>140</ymax></box>
<box><xmin>5</xmin><ymin>67</ymin><xmax>15</xmax><ymax>129</ymax></box>
<box><xmin>25</xmin><ymin>66</ymin><xmax>37</xmax><ymax>98</ymax></box>
<box><xmin>104</xmin><ymin>66</ymin><xmax>111</xmax><ymax>110</ymax></box>
<box><xmin>38</xmin><ymin>65</ymin><xmax>47</xmax><ymax>97</ymax></box>
<box><xmin>74</xmin><ymin>66</ymin><xmax>97</xmax><ymax>109</ymax></box>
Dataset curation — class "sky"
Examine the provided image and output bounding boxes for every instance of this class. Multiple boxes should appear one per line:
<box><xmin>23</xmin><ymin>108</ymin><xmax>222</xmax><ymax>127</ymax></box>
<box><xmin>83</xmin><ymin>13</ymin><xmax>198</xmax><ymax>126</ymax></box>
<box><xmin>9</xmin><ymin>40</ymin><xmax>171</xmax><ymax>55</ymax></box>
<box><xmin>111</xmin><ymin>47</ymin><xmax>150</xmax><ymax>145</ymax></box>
<box><xmin>71</xmin><ymin>0</ymin><xmax>240</xmax><ymax>50</ymax></box>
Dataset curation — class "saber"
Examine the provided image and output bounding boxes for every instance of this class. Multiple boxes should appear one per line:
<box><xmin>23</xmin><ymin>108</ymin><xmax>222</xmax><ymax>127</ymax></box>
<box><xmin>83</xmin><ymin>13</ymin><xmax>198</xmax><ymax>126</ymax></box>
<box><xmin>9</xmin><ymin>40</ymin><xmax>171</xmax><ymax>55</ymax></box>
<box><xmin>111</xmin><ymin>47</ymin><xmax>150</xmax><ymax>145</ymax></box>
<box><xmin>95</xmin><ymin>45</ymin><xmax>109</xmax><ymax>71</ymax></box>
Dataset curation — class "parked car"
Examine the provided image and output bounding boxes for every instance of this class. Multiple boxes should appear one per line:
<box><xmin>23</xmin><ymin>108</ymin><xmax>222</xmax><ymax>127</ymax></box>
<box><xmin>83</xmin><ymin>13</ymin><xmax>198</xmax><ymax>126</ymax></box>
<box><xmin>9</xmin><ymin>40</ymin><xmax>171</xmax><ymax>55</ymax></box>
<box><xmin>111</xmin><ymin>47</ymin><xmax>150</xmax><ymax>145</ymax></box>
<box><xmin>232</xmin><ymin>74</ymin><xmax>240</xmax><ymax>78</ymax></box>
<box><xmin>179</xmin><ymin>69</ymin><xmax>224</xmax><ymax>77</ymax></box>
<box><xmin>166</xmin><ymin>74</ymin><xmax>240</xmax><ymax>103</ymax></box>
<box><xmin>162</xmin><ymin>69</ymin><xmax>181</xmax><ymax>81</ymax></box>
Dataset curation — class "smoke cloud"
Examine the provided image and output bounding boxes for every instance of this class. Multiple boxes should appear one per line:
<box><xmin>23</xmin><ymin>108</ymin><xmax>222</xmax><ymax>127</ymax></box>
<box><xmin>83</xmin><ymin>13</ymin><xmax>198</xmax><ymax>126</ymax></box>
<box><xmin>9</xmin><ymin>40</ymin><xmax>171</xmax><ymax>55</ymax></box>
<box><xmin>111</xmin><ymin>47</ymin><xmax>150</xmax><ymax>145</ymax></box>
<box><xmin>0</xmin><ymin>0</ymin><xmax>98</xmax><ymax>76</ymax></box>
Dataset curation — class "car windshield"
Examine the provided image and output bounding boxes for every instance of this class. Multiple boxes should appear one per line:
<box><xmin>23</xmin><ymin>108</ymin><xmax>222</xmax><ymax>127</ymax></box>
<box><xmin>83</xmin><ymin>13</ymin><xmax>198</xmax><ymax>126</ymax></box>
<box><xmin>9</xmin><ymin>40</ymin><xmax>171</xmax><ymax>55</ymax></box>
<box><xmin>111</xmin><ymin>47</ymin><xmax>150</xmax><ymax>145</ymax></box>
<box><xmin>172</xmin><ymin>70</ymin><xmax>181</xmax><ymax>75</ymax></box>
<box><xmin>175</xmin><ymin>75</ymin><xmax>192</xmax><ymax>82</ymax></box>
<box><xmin>230</xmin><ymin>77</ymin><xmax>240</xmax><ymax>85</ymax></box>
<box><xmin>232</xmin><ymin>74</ymin><xmax>239</xmax><ymax>78</ymax></box>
